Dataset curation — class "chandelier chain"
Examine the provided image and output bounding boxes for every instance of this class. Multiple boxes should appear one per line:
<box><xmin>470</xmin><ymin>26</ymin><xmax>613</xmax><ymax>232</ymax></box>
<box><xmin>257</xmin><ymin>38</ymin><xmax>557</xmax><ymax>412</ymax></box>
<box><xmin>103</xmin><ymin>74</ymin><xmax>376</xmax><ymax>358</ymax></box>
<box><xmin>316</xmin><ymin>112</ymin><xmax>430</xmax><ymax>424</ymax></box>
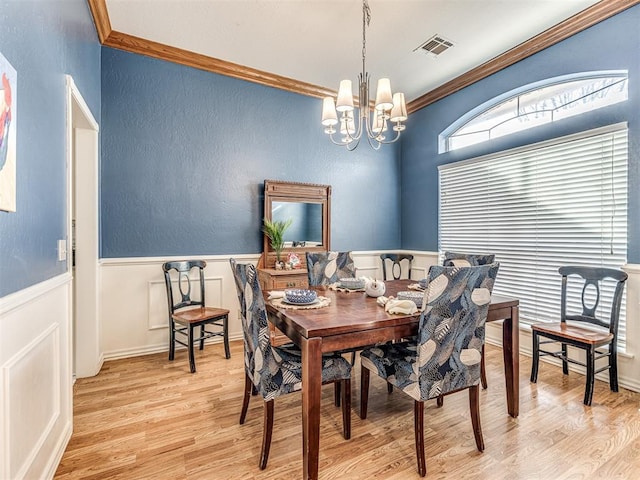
<box><xmin>362</xmin><ymin>0</ymin><xmax>370</xmax><ymax>78</ymax></box>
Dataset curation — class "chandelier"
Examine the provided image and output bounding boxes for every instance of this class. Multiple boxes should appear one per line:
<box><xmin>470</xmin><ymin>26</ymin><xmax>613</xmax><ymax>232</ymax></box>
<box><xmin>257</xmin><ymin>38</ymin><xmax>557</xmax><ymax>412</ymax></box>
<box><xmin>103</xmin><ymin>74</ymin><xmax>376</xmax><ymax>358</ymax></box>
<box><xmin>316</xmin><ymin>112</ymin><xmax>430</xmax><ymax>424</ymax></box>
<box><xmin>321</xmin><ymin>0</ymin><xmax>408</xmax><ymax>150</ymax></box>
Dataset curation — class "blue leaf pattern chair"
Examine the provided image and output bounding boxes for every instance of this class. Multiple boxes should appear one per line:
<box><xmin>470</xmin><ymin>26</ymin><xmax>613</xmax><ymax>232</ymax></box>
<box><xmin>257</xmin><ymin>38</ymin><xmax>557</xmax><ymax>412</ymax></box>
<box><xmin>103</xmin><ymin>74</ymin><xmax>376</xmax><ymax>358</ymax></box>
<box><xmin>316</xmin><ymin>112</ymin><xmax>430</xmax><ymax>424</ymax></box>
<box><xmin>306</xmin><ymin>251</ymin><xmax>356</xmax><ymax>286</ymax></box>
<box><xmin>229</xmin><ymin>259</ymin><xmax>352</xmax><ymax>469</ymax></box>
<box><xmin>306</xmin><ymin>251</ymin><xmax>358</xmax><ymax>377</ymax></box>
<box><xmin>442</xmin><ymin>251</ymin><xmax>496</xmax><ymax>390</ymax></box>
<box><xmin>443</xmin><ymin>251</ymin><xmax>496</xmax><ymax>267</ymax></box>
<box><xmin>360</xmin><ymin>263</ymin><xmax>500</xmax><ymax>477</ymax></box>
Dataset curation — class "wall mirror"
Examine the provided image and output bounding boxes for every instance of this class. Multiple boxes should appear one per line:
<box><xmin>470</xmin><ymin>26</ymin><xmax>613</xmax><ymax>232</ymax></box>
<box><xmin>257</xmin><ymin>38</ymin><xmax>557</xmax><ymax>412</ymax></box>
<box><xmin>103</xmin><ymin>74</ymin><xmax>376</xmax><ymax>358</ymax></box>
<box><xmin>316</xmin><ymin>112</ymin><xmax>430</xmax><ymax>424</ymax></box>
<box><xmin>262</xmin><ymin>180</ymin><xmax>331</xmax><ymax>269</ymax></box>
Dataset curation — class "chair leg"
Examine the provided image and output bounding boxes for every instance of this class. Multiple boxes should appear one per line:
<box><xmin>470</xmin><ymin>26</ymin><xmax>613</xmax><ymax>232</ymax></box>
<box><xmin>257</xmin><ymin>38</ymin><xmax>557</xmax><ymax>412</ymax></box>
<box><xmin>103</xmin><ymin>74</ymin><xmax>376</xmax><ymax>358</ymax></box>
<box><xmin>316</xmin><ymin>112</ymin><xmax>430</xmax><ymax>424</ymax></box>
<box><xmin>360</xmin><ymin>367</ymin><xmax>370</xmax><ymax>419</ymax></box>
<box><xmin>341</xmin><ymin>379</ymin><xmax>351</xmax><ymax>440</ymax></box>
<box><xmin>260</xmin><ymin>400</ymin><xmax>274</xmax><ymax>469</ymax></box>
<box><xmin>469</xmin><ymin>385</ymin><xmax>484</xmax><ymax>452</ymax></box>
<box><xmin>610</xmin><ymin>343</ymin><xmax>619</xmax><ymax>392</ymax></box>
<box><xmin>223</xmin><ymin>315</ymin><xmax>231</xmax><ymax>359</ymax></box>
<box><xmin>240</xmin><ymin>373</ymin><xmax>252</xmax><ymax>424</ymax></box>
<box><xmin>561</xmin><ymin>343</ymin><xmax>569</xmax><ymax>375</ymax></box>
<box><xmin>168</xmin><ymin>319</ymin><xmax>176</xmax><ymax>361</ymax></box>
<box><xmin>334</xmin><ymin>382</ymin><xmax>341</xmax><ymax>407</ymax></box>
<box><xmin>188</xmin><ymin>325</ymin><xmax>196</xmax><ymax>373</ymax></box>
<box><xmin>199</xmin><ymin>324</ymin><xmax>205</xmax><ymax>350</ymax></box>
<box><xmin>480</xmin><ymin>344</ymin><xmax>488</xmax><ymax>389</ymax></box>
<box><xmin>436</xmin><ymin>395</ymin><xmax>444</xmax><ymax>408</ymax></box>
<box><xmin>387</xmin><ymin>383</ymin><xmax>394</xmax><ymax>394</ymax></box>
<box><xmin>584</xmin><ymin>346</ymin><xmax>596</xmax><ymax>406</ymax></box>
<box><xmin>530</xmin><ymin>331</ymin><xmax>540</xmax><ymax>383</ymax></box>
<box><xmin>413</xmin><ymin>400</ymin><xmax>426</xmax><ymax>477</ymax></box>
<box><xmin>350</xmin><ymin>351</ymin><xmax>356</xmax><ymax>365</ymax></box>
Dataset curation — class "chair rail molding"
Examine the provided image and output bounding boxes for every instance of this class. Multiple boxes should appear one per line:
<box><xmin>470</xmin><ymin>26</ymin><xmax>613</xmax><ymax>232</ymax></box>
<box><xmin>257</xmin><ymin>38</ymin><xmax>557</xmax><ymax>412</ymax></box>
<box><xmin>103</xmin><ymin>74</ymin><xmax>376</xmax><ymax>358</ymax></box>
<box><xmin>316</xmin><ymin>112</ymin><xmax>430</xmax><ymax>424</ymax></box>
<box><xmin>99</xmin><ymin>254</ymin><xmax>640</xmax><ymax>391</ymax></box>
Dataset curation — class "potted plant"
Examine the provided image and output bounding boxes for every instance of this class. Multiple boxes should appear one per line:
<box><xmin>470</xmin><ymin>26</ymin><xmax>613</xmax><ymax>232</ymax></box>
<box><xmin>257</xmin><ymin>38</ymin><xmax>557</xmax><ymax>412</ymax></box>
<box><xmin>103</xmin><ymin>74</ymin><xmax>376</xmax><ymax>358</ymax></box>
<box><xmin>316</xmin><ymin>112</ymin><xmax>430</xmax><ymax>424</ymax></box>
<box><xmin>262</xmin><ymin>217</ymin><xmax>292</xmax><ymax>269</ymax></box>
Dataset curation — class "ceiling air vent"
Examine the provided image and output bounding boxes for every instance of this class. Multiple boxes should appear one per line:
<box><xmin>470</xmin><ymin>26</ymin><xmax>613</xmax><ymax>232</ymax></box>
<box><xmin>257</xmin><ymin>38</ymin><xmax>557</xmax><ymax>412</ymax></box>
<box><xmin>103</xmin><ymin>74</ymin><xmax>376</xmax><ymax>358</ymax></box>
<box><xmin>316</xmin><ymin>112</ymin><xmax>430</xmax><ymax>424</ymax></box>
<box><xmin>416</xmin><ymin>35</ymin><xmax>454</xmax><ymax>57</ymax></box>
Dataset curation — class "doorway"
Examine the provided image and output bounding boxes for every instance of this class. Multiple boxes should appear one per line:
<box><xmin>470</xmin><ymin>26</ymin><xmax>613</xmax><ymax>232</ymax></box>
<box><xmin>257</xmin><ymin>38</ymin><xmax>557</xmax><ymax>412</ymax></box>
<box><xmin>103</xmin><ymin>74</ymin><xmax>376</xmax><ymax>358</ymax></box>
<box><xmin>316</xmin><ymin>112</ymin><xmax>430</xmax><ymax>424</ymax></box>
<box><xmin>66</xmin><ymin>76</ymin><xmax>101</xmax><ymax>378</ymax></box>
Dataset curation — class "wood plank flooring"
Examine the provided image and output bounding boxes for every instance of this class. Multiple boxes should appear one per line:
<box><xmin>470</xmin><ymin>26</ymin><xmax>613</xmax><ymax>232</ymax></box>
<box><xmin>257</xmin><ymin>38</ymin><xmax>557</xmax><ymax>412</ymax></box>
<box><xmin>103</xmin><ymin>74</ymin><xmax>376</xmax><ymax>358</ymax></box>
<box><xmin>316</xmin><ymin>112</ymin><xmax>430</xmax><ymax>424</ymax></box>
<box><xmin>55</xmin><ymin>341</ymin><xmax>640</xmax><ymax>479</ymax></box>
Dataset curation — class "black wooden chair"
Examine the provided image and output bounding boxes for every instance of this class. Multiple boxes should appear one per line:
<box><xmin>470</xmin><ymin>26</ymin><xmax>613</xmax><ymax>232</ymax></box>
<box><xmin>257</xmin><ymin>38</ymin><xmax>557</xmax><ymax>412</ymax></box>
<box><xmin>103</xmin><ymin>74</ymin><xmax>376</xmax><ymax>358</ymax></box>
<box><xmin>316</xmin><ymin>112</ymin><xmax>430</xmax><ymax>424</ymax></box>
<box><xmin>162</xmin><ymin>260</ymin><xmax>230</xmax><ymax>373</ymax></box>
<box><xmin>380</xmin><ymin>253</ymin><xmax>414</xmax><ymax>280</ymax></box>
<box><xmin>530</xmin><ymin>266</ymin><xmax>627</xmax><ymax>406</ymax></box>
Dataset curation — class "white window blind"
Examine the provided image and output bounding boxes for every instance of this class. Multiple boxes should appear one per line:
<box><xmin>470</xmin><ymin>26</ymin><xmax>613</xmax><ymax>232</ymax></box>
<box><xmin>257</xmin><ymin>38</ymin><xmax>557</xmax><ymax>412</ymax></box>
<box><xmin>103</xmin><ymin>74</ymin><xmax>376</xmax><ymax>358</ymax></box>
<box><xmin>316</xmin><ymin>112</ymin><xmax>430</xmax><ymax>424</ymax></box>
<box><xmin>439</xmin><ymin>124</ymin><xmax>628</xmax><ymax>344</ymax></box>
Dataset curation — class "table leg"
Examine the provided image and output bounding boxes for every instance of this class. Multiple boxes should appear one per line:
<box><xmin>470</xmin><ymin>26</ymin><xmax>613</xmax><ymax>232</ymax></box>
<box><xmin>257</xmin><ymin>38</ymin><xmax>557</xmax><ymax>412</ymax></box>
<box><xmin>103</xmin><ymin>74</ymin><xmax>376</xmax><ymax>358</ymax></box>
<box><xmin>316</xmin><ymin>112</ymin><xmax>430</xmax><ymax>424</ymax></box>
<box><xmin>302</xmin><ymin>337</ymin><xmax>322</xmax><ymax>480</ymax></box>
<box><xmin>502</xmin><ymin>305</ymin><xmax>520</xmax><ymax>417</ymax></box>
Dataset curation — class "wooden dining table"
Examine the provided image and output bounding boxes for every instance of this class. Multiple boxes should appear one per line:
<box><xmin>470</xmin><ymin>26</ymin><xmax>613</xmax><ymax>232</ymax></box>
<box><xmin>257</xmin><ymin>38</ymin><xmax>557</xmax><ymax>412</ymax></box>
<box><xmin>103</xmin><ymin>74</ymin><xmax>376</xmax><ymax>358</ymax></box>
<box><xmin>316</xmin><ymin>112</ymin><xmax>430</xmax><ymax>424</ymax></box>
<box><xmin>266</xmin><ymin>279</ymin><xmax>520</xmax><ymax>480</ymax></box>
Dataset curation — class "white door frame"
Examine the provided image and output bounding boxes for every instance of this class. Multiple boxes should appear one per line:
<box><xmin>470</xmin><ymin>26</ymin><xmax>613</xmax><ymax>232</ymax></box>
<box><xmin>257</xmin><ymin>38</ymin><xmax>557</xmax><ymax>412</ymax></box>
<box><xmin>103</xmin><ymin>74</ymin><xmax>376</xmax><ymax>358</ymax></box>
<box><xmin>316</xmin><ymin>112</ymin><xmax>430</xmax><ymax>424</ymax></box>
<box><xmin>65</xmin><ymin>75</ymin><xmax>102</xmax><ymax>378</ymax></box>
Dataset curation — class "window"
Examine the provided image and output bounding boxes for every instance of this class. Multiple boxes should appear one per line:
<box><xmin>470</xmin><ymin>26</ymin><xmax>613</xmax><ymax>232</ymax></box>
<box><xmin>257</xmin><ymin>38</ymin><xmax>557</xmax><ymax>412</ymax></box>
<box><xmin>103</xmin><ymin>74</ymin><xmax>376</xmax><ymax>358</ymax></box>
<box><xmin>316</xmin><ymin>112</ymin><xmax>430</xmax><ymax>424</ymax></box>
<box><xmin>439</xmin><ymin>124</ymin><xmax>628</xmax><ymax>344</ymax></box>
<box><xmin>442</xmin><ymin>72</ymin><xmax>628</xmax><ymax>152</ymax></box>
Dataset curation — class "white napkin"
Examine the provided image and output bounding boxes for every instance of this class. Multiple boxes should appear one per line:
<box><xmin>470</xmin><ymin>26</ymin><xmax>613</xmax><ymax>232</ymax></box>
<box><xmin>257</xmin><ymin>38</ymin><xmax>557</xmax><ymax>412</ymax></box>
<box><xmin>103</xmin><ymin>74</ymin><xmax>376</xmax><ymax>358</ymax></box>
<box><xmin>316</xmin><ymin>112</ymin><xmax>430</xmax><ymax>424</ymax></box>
<box><xmin>268</xmin><ymin>290</ymin><xmax>285</xmax><ymax>300</ymax></box>
<box><xmin>384</xmin><ymin>299</ymin><xmax>418</xmax><ymax>315</ymax></box>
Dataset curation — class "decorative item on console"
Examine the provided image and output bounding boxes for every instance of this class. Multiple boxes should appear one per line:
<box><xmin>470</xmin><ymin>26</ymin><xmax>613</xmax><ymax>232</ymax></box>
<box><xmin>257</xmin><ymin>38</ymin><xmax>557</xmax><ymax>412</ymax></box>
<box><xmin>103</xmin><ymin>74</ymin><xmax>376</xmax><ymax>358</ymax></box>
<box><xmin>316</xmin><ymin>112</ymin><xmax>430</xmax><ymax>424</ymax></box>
<box><xmin>262</xmin><ymin>217</ymin><xmax>292</xmax><ymax>269</ymax></box>
<box><xmin>364</xmin><ymin>277</ymin><xmax>386</xmax><ymax>297</ymax></box>
<box><xmin>287</xmin><ymin>252</ymin><xmax>302</xmax><ymax>270</ymax></box>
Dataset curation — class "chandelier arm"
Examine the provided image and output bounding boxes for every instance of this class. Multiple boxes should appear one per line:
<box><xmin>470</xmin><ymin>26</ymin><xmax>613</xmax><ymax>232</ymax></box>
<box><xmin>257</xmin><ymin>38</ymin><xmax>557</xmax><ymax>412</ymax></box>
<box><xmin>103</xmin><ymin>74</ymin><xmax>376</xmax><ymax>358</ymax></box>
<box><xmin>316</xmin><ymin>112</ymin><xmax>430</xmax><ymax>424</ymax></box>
<box><xmin>346</xmin><ymin>138</ymin><xmax>361</xmax><ymax>151</ymax></box>
<box><xmin>327</xmin><ymin>133</ymin><xmax>349</xmax><ymax>146</ymax></box>
<box><xmin>364</xmin><ymin>134</ymin><xmax>383</xmax><ymax>150</ymax></box>
<box><xmin>376</xmin><ymin>127</ymin><xmax>403</xmax><ymax>145</ymax></box>
<box><xmin>340</xmin><ymin>109</ymin><xmax>364</xmax><ymax>143</ymax></box>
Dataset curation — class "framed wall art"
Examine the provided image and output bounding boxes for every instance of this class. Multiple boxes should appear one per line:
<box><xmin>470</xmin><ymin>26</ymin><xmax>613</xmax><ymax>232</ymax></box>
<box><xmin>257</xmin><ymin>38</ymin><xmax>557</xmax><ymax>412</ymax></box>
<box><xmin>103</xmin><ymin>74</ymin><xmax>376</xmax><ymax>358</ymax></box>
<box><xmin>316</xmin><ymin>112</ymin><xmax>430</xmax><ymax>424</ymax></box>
<box><xmin>0</xmin><ymin>51</ymin><xmax>16</xmax><ymax>212</ymax></box>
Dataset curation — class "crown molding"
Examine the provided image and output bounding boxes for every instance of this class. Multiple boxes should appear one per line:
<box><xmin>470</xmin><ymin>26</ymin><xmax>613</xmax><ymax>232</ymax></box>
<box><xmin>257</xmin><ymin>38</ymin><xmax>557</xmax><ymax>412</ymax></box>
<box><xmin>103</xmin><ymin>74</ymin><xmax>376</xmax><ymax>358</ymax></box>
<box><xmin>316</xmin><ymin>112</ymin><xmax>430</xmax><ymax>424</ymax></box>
<box><xmin>87</xmin><ymin>0</ymin><xmax>111</xmax><ymax>44</ymax></box>
<box><xmin>102</xmin><ymin>30</ymin><xmax>338</xmax><ymax>99</ymax></box>
<box><xmin>407</xmin><ymin>0</ymin><xmax>640</xmax><ymax>113</ymax></box>
<box><xmin>88</xmin><ymin>0</ymin><xmax>639</xmax><ymax>113</ymax></box>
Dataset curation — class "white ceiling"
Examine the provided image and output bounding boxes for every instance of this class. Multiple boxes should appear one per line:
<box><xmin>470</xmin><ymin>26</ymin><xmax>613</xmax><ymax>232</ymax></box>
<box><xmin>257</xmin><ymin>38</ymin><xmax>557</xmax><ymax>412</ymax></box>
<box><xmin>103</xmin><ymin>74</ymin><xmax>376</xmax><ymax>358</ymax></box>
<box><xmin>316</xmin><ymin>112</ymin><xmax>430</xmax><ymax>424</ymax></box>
<box><xmin>104</xmin><ymin>0</ymin><xmax>601</xmax><ymax>102</ymax></box>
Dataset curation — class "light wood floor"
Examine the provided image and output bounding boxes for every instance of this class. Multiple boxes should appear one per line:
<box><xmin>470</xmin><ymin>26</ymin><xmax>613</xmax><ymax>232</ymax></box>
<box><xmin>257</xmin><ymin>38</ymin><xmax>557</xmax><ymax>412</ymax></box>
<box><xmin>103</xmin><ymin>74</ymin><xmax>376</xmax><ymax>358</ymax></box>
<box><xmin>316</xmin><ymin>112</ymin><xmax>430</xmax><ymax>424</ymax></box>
<box><xmin>55</xmin><ymin>341</ymin><xmax>640</xmax><ymax>479</ymax></box>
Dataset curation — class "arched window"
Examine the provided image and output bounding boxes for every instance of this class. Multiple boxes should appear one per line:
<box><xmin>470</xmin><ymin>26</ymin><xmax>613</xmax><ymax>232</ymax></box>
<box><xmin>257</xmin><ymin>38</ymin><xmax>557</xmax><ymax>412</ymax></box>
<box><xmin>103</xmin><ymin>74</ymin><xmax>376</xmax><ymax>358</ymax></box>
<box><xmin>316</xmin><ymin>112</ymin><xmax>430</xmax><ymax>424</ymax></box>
<box><xmin>441</xmin><ymin>71</ymin><xmax>628</xmax><ymax>152</ymax></box>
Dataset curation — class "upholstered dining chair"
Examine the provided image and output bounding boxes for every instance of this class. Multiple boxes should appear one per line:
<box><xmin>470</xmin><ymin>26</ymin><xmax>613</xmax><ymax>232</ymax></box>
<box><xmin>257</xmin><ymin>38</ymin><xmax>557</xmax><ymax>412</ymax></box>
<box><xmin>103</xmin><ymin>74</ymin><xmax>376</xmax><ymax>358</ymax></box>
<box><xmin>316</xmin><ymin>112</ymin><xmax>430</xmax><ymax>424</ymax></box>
<box><xmin>306</xmin><ymin>251</ymin><xmax>356</xmax><ymax>286</ymax></box>
<box><xmin>380</xmin><ymin>253</ymin><xmax>414</xmax><ymax>280</ymax></box>
<box><xmin>360</xmin><ymin>263</ymin><xmax>500</xmax><ymax>477</ymax></box>
<box><xmin>530</xmin><ymin>266</ymin><xmax>627</xmax><ymax>406</ymax></box>
<box><xmin>306</xmin><ymin>250</ymin><xmax>358</xmax><ymax>385</ymax></box>
<box><xmin>442</xmin><ymin>251</ymin><xmax>495</xmax><ymax>392</ymax></box>
<box><xmin>443</xmin><ymin>251</ymin><xmax>496</xmax><ymax>267</ymax></box>
<box><xmin>162</xmin><ymin>260</ymin><xmax>230</xmax><ymax>373</ymax></box>
<box><xmin>229</xmin><ymin>259</ymin><xmax>352</xmax><ymax>469</ymax></box>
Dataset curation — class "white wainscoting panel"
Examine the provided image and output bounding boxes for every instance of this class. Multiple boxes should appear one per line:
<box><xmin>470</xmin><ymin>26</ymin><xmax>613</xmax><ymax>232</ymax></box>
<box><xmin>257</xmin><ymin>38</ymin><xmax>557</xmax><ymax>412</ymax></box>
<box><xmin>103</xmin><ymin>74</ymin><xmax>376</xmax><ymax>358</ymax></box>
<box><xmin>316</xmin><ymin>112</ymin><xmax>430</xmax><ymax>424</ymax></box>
<box><xmin>4</xmin><ymin>325</ymin><xmax>60</xmax><ymax>479</ymax></box>
<box><xmin>0</xmin><ymin>274</ymin><xmax>72</xmax><ymax>480</ymax></box>
<box><xmin>101</xmin><ymin>254</ymin><xmax>640</xmax><ymax>392</ymax></box>
<box><xmin>100</xmin><ymin>255</ymin><xmax>260</xmax><ymax>360</ymax></box>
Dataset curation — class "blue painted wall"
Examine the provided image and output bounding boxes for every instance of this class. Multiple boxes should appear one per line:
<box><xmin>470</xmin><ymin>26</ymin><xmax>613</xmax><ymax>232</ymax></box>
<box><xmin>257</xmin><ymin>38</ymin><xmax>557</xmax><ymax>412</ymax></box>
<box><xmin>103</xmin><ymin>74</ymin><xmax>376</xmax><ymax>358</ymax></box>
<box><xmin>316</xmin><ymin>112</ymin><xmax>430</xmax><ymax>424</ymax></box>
<box><xmin>3</xmin><ymin>2</ymin><xmax>637</xmax><ymax>298</ymax></box>
<box><xmin>0</xmin><ymin>0</ymin><xmax>101</xmax><ymax>297</ymax></box>
<box><xmin>100</xmin><ymin>48</ymin><xmax>400</xmax><ymax>258</ymax></box>
<box><xmin>400</xmin><ymin>6</ymin><xmax>640</xmax><ymax>263</ymax></box>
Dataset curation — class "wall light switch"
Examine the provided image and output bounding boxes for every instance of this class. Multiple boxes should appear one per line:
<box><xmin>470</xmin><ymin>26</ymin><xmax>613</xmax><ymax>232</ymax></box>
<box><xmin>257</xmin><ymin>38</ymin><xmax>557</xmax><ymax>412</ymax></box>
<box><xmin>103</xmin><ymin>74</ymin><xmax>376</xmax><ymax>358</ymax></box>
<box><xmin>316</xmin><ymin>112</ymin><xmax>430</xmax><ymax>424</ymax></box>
<box><xmin>57</xmin><ymin>239</ymin><xmax>67</xmax><ymax>262</ymax></box>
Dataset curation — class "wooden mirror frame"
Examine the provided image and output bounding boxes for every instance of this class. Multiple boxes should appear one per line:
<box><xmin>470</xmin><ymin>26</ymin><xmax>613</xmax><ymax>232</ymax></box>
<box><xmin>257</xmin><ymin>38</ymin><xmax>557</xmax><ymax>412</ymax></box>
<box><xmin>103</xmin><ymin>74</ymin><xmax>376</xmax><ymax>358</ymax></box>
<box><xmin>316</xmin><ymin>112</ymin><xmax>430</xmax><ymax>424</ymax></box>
<box><xmin>261</xmin><ymin>180</ymin><xmax>331</xmax><ymax>269</ymax></box>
